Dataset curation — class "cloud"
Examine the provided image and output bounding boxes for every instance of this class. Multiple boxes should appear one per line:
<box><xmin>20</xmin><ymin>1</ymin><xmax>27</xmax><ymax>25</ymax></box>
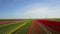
<box><xmin>22</xmin><ymin>7</ymin><xmax>48</xmax><ymax>18</ymax></box>
<box><xmin>21</xmin><ymin>6</ymin><xmax>60</xmax><ymax>19</ymax></box>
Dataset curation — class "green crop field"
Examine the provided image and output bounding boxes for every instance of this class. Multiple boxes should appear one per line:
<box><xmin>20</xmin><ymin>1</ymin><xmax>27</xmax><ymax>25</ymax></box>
<box><xmin>46</xmin><ymin>18</ymin><xmax>60</xmax><ymax>22</ymax></box>
<box><xmin>0</xmin><ymin>19</ymin><xmax>32</xmax><ymax>34</ymax></box>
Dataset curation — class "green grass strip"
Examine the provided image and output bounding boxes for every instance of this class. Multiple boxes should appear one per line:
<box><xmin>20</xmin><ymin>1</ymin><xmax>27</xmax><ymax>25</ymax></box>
<box><xmin>12</xmin><ymin>20</ymin><xmax>32</xmax><ymax>34</ymax></box>
<box><xmin>8</xmin><ymin>20</ymin><xmax>32</xmax><ymax>34</ymax></box>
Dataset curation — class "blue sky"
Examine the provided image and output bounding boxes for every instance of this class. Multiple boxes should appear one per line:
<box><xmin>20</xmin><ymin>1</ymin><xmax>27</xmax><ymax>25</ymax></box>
<box><xmin>0</xmin><ymin>0</ymin><xmax>60</xmax><ymax>19</ymax></box>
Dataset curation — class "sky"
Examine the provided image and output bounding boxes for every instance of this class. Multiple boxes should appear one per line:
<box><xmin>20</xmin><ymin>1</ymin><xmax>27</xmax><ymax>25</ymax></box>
<box><xmin>0</xmin><ymin>0</ymin><xmax>60</xmax><ymax>19</ymax></box>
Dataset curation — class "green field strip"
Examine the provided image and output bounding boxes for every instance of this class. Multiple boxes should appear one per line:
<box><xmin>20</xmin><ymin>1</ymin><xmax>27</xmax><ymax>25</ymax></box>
<box><xmin>0</xmin><ymin>19</ymin><xmax>14</xmax><ymax>22</ymax></box>
<box><xmin>0</xmin><ymin>20</ymin><xmax>31</xmax><ymax>34</ymax></box>
<box><xmin>12</xmin><ymin>20</ymin><xmax>32</xmax><ymax>34</ymax></box>
<box><xmin>9</xmin><ymin>20</ymin><xmax>32</xmax><ymax>34</ymax></box>
<box><xmin>0</xmin><ymin>20</ymin><xmax>8</xmax><ymax>21</ymax></box>
<box><xmin>46</xmin><ymin>19</ymin><xmax>60</xmax><ymax>22</ymax></box>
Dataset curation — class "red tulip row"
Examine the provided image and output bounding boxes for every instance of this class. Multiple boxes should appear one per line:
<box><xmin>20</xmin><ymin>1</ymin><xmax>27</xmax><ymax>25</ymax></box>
<box><xmin>37</xmin><ymin>19</ymin><xmax>60</xmax><ymax>32</ymax></box>
<box><xmin>0</xmin><ymin>20</ymin><xmax>22</xmax><ymax>24</ymax></box>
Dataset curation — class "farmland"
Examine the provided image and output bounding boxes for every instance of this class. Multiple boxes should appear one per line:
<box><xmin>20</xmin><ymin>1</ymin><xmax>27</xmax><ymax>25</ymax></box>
<box><xmin>0</xmin><ymin>19</ymin><xmax>60</xmax><ymax>34</ymax></box>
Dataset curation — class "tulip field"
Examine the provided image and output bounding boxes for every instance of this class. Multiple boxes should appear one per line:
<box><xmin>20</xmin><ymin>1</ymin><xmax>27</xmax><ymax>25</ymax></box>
<box><xmin>0</xmin><ymin>19</ymin><xmax>60</xmax><ymax>34</ymax></box>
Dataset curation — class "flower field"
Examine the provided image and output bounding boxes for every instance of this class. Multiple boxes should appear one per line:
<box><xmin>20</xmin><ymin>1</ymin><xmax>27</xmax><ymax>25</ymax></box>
<box><xmin>0</xmin><ymin>19</ymin><xmax>60</xmax><ymax>34</ymax></box>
